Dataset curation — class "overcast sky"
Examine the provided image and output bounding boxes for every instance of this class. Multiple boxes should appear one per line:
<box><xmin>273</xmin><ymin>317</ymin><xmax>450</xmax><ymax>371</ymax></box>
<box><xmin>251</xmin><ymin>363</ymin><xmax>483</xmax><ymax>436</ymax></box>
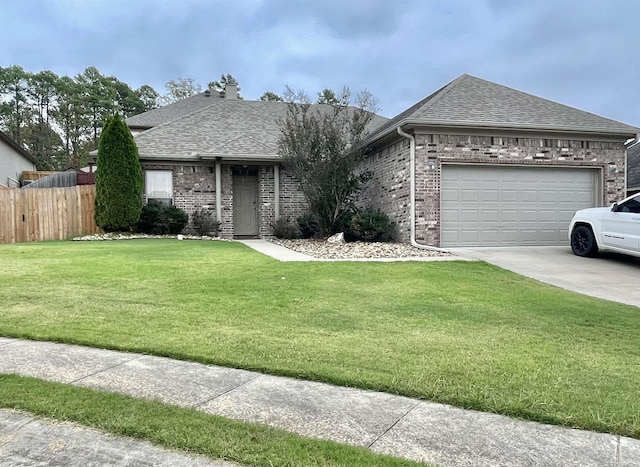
<box><xmin>1</xmin><ymin>0</ymin><xmax>638</xmax><ymax>126</ymax></box>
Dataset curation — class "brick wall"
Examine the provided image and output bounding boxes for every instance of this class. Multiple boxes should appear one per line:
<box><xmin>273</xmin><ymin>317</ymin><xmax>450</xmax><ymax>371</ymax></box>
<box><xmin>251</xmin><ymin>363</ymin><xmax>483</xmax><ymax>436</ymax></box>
<box><xmin>259</xmin><ymin>166</ymin><xmax>275</xmax><ymax>237</ymax></box>
<box><xmin>257</xmin><ymin>165</ymin><xmax>307</xmax><ymax>238</ymax></box>
<box><xmin>359</xmin><ymin>140</ymin><xmax>412</xmax><ymax>241</ymax></box>
<box><xmin>142</xmin><ymin>162</ymin><xmax>310</xmax><ymax>239</ymax></box>
<box><xmin>363</xmin><ymin>132</ymin><xmax>627</xmax><ymax>246</ymax></box>
<box><xmin>279</xmin><ymin>167</ymin><xmax>308</xmax><ymax>224</ymax></box>
<box><xmin>143</xmin><ymin>163</ymin><xmax>214</xmax><ymax>234</ymax></box>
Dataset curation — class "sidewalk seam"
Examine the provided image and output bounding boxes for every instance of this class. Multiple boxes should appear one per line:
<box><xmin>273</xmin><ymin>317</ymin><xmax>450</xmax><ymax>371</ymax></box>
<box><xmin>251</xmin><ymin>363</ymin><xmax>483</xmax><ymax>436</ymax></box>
<box><xmin>367</xmin><ymin>399</ymin><xmax>422</xmax><ymax>449</ymax></box>
<box><xmin>192</xmin><ymin>373</ymin><xmax>264</xmax><ymax>408</ymax></box>
<box><xmin>69</xmin><ymin>354</ymin><xmax>144</xmax><ymax>384</ymax></box>
<box><xmin>615</xmin><ymin>435</ymin><xmax>620</xmax><ymax>467</ymax></box>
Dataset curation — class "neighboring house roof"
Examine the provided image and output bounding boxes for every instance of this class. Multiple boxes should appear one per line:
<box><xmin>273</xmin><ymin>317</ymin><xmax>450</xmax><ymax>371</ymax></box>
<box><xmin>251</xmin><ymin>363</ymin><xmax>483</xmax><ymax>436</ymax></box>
<box><xmin>367</xmin><ymin>74</ymin><xmax>639</xmax><ymax>143</ymax></box>
<box><xmin>0</xmin><ymin>130</ymin><xmax>37</xmax><ymax>164</ymax></box>
<box><xmin>627</xmin><ymin>141</ymin><xmax>640</xmax><ymax>191</ymax></box>
<box><xmin>125</xmin><ymin>91</ymin><xmax>225</xmax><ymax>129</ymax></box>
<box><xmin>133</xmin><ymin>100</ymin><xmax>389</xmax><ymax>162</ymax></box>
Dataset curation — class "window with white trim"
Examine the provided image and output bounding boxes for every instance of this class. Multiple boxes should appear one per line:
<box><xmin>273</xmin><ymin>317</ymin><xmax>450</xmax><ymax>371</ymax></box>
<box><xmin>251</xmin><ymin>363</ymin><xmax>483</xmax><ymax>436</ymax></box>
<box><xmin>145</xmin><ymin>170</ymin><xmax>173</xmax><ymax>205</ymax></box>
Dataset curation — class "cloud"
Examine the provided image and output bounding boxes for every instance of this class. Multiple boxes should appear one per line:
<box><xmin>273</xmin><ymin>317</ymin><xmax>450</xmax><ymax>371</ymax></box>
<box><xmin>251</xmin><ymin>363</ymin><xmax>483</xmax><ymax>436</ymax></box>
<box><xmin>0</xmin><ymin>0</ymin><xmax>638</xmax><ymax>125</ymax></box>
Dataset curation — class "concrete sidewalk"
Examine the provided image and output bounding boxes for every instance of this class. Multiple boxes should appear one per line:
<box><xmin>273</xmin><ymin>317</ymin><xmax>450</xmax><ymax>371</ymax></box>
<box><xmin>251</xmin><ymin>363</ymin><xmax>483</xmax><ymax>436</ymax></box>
<box><xmin>1</xmin><ymin>338</ymin><xmax>638</xmax><ymax>466</ymax></box>
<box><xmin>0</xmin><ymin>409</ymin><xmax>231</xmax><ymax>466</ymax></box>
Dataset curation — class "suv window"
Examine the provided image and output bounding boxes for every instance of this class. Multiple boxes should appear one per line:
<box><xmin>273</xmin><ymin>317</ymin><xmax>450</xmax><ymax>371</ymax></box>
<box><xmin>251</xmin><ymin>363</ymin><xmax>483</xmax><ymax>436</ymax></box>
<box><xmin>617</xmin><ymin>195</ymin><xmax>640</xmax><ymax>213</ymax></box>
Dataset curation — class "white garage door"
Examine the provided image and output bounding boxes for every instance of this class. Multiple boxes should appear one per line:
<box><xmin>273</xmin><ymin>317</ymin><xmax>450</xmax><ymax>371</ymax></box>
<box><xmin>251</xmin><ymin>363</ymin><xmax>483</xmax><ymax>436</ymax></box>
<box><xmin>440</xmin><ymin>165</ymin><xmax>599</xmax><ymax>247</ymax></box>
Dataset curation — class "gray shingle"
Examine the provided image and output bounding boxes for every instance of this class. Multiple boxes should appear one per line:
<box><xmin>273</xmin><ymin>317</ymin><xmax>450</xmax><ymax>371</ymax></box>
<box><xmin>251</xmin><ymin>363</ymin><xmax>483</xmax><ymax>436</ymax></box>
<box><xmin>126</xmin><ymin>92</ymin><xmax>225</xmax><ymax>129</ymax></box>
<box><xmin>133</xmin><ymin>100</ymin><xmax>389</xmax><ymax>161</ymax></box>
<box><xmin>367</xmin><ymin>74</ymin><xmax>639</xmax><ymax>142</ymax></box>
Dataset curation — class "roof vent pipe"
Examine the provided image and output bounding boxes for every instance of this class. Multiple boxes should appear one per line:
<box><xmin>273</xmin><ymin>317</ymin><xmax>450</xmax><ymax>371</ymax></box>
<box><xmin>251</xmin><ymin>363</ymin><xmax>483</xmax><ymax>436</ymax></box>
<box><xmin>204</xmin><ymin>89</ymin><xmax>211</xmax><ymax>97</ymax></box>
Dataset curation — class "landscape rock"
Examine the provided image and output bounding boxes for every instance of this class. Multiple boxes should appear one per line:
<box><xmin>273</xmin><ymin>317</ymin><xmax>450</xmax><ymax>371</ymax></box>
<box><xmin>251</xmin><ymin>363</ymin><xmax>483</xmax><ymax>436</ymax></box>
<box><xmin>271</xmin><ymin>239</ymin><xmax>449</xmax><ymax>259</ymax></box>
<box><xmin>73</xmin><ymin>233</ymin><xmax>230</xmax><ymax>242</ymax></box>
<box><xmin>326</xmin><ymin>232</ymin><xmax>345</xmax><ymax>244</ymax></box>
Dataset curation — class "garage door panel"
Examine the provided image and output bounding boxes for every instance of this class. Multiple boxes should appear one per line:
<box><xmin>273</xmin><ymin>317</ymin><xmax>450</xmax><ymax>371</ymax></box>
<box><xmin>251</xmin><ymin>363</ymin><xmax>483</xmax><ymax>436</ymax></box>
<box><xmin>480</xmin><ymin>192</ymin><xmax>499</xmax><ymax>202</ymax></box>
<box><xmin>460</xmin><ymin>189</ymin><xmax>480</xmax><ymax>201</ymax></box>
<box><xmin>500</xmin><ymin>210</ymin><xmax>519</xmax><ymax>222</ymax></box>
<box><xmin>480</xmin><ymin>210</ymin><xmax>499</xmax><ymax>222</ymax></box>
<box><xmin>460</xmin><ymin>210</ymin><xmax>479</xmax><ymax>221</ymax></box>
<box><xmin>441</xmin><ymin>165</ymin><xmax>598</xmax><ymax>247</ymax></box>
<box><xmin>500</xmin><ymin>190</ymin><xmax>519</xmax><ymax>202</ymax></box>
<box><xmin>441</xmin><ymin>190</ymin><xmax>459</xmax><ymax>202</ymax></box>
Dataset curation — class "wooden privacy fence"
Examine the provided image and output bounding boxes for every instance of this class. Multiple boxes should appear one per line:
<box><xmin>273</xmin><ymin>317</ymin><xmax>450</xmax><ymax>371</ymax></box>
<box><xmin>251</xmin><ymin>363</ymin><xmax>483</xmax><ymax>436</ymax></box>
<box><xmin>0</xmin><ymin>185</ymin><xmax>99</xmax><ymax>244</ymax></box>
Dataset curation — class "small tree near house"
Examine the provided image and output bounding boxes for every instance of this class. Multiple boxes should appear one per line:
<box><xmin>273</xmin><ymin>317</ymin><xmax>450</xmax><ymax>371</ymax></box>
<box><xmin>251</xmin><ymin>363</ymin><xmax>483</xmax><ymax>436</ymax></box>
<box><xmin>94</xmin><ymin>115</ymin><xmax>142</xmax><ymax>232</ymax></box>
<box><xmin>277</xmin><ymin>87</ymin><xmax>377</xmax><ymax>236</ymax></box>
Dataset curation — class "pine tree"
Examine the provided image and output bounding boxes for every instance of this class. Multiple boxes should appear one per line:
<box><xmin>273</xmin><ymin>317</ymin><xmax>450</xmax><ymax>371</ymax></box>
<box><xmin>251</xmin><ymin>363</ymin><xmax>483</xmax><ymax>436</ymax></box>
<box><xmin>94</xmin><ymin>115</ymin><xmax>142</xmax><ymax>231</ymax></box>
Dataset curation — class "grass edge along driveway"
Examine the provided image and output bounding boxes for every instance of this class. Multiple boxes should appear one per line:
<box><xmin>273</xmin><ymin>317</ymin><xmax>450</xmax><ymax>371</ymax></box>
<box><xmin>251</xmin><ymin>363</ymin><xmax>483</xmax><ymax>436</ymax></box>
<box><xmin>0</xmin><ymin>239</ymin><xmax>638</xmax><ymax>438</ymax></box>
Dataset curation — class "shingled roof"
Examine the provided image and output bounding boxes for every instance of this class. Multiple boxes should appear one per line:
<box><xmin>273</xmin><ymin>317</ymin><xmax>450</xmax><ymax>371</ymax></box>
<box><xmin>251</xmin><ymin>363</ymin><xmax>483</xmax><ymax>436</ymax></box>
<box><xmin>125</xmin><ymin>91</ymin><xmax>225</xmax><ymax>129</ymax></box>
<box><xmin>133</xmin><ymin>100</ymin><xmax>389</xmax><ymax>162</ymax></box>
<box><xmin>367</xmin><ymin>74</ymin><xmax>639</xmax><ymax>143</ymax></box>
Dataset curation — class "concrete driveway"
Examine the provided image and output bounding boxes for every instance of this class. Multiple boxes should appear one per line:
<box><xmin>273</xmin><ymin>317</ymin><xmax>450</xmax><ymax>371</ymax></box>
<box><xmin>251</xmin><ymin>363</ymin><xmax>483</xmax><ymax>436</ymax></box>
<box><xmin>450</xmin><ymin>246</ymin><xmax>640</xmax><ymax>308</ymax></box>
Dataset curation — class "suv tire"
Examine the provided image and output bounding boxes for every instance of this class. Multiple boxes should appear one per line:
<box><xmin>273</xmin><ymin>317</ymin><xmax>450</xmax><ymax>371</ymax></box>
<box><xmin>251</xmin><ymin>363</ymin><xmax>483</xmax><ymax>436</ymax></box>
<box><xmin>571</xmin><ymin>225</ymin><xmax>598</xmax><ymax>257</ymax></box>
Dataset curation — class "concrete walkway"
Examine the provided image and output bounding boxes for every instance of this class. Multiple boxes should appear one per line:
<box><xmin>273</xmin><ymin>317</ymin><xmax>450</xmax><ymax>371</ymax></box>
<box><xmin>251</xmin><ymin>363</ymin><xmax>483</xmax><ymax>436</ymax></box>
<box><xmin>236</xmin><ymin>239</ymin><xmax>464</xmax><ymax>262</ymax></box>
<box><xmin>1</xmin><ymin>338</ymin><xmax>638</xmax><ymax>466</ymax></box>
<box><xmin>236</xmin><ymin>239</ymin><xmax>317</xmax><ymax>261</ymax></box>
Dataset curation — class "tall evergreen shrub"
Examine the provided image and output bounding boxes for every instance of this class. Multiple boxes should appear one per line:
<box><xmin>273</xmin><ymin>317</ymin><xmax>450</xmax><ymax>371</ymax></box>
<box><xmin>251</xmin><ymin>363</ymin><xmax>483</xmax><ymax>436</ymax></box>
<box><xmin>94</xmin><ymin>115</ymin><xmax>143</xmax><ymax>231</ymax></box>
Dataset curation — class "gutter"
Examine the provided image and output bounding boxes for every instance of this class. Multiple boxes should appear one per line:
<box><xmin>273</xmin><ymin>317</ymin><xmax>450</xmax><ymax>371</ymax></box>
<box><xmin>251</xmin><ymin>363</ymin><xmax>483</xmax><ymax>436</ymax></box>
<box><xmin>366</xmin><ymin>119</ymin><xmax>639</xmax><ymax>148</ymax></box>
<box><xmin>396</xmin><ymin>126</ymin><xmax>449</xmax><ymax>253</ymax></box>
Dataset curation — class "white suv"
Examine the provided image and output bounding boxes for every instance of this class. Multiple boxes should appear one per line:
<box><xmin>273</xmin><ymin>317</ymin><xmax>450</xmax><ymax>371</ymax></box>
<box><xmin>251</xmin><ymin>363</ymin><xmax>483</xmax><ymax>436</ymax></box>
<box><xmin>569</xmin><ymin>192</ymin><xmax>640</xmax><ymax>257</ymax></box>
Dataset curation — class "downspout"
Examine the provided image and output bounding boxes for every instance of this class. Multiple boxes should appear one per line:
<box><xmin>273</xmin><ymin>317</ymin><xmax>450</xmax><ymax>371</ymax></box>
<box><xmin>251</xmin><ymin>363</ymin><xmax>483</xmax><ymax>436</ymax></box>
<box><xmin>274</xmin><ymin>164</ymin><xmax>280</xmax><ymax>220</ymax></box>
<box><xmin>396</xmin><ymin>126</ymin><xmax>449</xmax><ymax>252</ymax></box>
<box><xmin>215</xmin><ymin>161</ymin><xmax>222</xmax><ymax>223</ymax></box>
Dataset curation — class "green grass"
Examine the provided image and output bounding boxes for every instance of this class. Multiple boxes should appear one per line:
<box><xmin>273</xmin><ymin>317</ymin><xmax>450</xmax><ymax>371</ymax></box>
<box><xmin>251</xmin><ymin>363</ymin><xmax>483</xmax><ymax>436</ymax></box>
<box><xmin>0</xmin><ymin>375</ymin><xmax>422</xmax><ymax>467</ymax></box>
<box><xmin>0</xmin><ymin>240</ymin><xmax>639</xmax><ymax>438</ymax></box>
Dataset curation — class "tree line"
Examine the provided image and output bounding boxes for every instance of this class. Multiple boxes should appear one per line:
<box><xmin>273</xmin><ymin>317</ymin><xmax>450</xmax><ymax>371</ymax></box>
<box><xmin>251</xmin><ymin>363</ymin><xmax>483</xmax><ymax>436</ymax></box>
<box><xmin>0</xmin><ymin>64</ymin><xmax>368</xmax><ymax>171</ymax></box>
<box><xmin>0</xmin><ymin>65</ymin><xmax>160</xmax><ymax>170</ymax></box>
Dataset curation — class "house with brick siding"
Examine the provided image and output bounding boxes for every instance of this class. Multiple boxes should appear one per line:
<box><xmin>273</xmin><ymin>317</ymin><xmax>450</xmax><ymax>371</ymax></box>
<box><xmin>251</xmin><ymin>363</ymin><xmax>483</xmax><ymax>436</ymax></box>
<box><xmin>127</xmin><ymin>84</ymin><xmax>387</xmax><ymax>238</ymax></box>
<box><xmin>125</xmin><ymin>75</ymin><xmax>639</xmax><ymax>247</ymax></box>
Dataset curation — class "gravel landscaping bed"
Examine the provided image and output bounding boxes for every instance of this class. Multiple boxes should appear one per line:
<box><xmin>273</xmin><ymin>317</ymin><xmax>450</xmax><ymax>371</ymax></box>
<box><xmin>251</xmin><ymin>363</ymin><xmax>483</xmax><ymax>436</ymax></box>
<box><xmin>71</xmin><ymin>234</ymin><xmax>449</xmax><ymax>260</ymax></box>
<box><xmin>271</xmin><ymin>238</ymin><xmax>450</xmax><ymax>259</ymax></box>
<box><xmin>73</xmin><ymin>233</ymin><xmax>229</xmax><ymax>241</ymax></box>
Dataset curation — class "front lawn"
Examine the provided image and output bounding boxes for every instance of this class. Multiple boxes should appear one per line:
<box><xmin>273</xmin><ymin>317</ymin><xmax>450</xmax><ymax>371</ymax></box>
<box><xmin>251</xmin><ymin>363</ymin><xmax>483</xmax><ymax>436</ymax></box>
<box><xmin>0</xmin><ymin>240</ymin><xmax>638</xmax><ymax>437</ymax></box>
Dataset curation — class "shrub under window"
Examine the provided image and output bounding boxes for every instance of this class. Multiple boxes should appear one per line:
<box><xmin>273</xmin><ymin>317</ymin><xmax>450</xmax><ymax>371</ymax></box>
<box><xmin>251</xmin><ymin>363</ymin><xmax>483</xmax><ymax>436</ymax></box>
<box><xmin>136</xmin><ymin>201</ymin><xmax>188</xmax><ymax>235</ymax></box>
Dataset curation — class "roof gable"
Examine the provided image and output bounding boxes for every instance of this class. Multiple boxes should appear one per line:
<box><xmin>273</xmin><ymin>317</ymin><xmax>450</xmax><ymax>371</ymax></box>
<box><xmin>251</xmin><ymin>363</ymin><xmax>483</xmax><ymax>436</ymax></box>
<box><xmin>0</xmin><ymin>130</ymin><xmax>37</xmax><ymax>164</ymax></box>
<box><xmin>368</xmin><ymin>74</ymin><xmax>639</xmax><ymax>142</ymax></box>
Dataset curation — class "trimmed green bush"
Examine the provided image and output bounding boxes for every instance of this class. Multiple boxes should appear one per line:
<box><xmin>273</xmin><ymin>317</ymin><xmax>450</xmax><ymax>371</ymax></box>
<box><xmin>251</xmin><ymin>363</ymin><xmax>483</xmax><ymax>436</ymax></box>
<box><xmin>191</xmin><ymin>209</ymin><xmax>220</xmax><ymax>236</ymax></box>
<box><xmin>296</xmin><ymin>213</ymin><xmax>320</xmax><ymax>239</ymax></box>
<box><xmin>95</xmin><ymin>115</ymin><xmax>142</xmax><ymax>232</ymax></box>
<box><xmin>271</xmin><ymin>217</ymin><xmax>298</xmax><ymax>239</ymax></box>
<box><xmin>136</xmin><ymin>202</ymin><xmax>188</xmax><ymax>235</ymax></box>
<box><xmin>350</xmin><ymin>208</ymin><xmax>394</xmax><ymax>242</ymax></box>
<box><xmin>334</xmin><ymin>209</ymin><xmax>358</xmax><ymax>242</ymax></box>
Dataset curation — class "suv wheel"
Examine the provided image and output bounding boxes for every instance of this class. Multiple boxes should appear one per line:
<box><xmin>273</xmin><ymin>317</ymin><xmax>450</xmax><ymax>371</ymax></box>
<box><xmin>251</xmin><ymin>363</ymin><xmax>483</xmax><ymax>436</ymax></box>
<box><xmin>571</xmin><ymin>225</ymin><xmax>598</xmax><ymax>257</ymax></box>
